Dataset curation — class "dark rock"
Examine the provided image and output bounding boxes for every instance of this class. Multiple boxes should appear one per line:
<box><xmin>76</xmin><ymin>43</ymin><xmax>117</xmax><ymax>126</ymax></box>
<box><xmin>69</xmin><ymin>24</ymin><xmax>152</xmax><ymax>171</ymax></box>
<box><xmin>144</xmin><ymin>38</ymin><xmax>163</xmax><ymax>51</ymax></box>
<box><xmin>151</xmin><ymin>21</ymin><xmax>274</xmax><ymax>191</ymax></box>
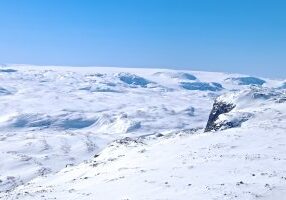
<box><xmin>236</xmin><ymin>181</ymin><xmax>244</xmax><ymax>186</ymax></box>
<box><xmin>155</xmin><ymin>133</ymin><xmax>164</xmax><ymax>137</ymax></box>
<box><xmin>219</xmin><ymin>114</ymin><xmax>251</xmax><ymax>130</ymax></box>
<box><xmin>114</xmin><ymin>137</ymin><xmax>143</xmax><ymax>145</ymax></box>
<box><xmin>204</xmin><ymin>100</ymin><xmax>235</xmax><ymax>132</ymax></box>
<box><xmin>204</xmin><ymin>90</ymin><xmax>259</xmax><ymax>132</ymax></box>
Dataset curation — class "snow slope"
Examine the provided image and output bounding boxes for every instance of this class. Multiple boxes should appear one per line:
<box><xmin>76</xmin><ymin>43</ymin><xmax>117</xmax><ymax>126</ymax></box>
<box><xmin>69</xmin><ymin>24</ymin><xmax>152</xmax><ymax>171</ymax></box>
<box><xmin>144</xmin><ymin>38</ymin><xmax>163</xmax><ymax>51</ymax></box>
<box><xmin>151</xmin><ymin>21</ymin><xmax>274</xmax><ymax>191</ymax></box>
<box><xmin>0</xmin><ymin>65</ymin><xmax>285</xmax><ymax>199</ymax></box>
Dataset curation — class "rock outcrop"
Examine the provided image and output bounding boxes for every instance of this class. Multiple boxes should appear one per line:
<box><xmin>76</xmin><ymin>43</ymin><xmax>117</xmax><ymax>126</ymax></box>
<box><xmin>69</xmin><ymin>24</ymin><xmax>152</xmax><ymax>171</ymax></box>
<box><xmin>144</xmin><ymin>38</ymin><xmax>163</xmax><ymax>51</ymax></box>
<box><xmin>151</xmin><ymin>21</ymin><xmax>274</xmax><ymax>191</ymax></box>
<box><xmin>204</xmin><ymin>100</ymin><xmax>235</xmax><ymax>132</ymax></box>
<box><xmin>205</xmin><ymin>87</ymin><xmax>286</xmax><ymax>132</ymax></box>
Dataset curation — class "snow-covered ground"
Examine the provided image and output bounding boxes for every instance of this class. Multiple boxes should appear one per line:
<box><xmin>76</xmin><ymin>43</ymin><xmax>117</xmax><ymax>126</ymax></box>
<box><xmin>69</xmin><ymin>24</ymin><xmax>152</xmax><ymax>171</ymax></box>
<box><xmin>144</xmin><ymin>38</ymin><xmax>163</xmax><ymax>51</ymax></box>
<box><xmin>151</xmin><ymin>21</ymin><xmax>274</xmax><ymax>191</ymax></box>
<box><xmin>0</xmin><ymin>65</ymin><xmax>285</xmax><ymax>199</ymax></box>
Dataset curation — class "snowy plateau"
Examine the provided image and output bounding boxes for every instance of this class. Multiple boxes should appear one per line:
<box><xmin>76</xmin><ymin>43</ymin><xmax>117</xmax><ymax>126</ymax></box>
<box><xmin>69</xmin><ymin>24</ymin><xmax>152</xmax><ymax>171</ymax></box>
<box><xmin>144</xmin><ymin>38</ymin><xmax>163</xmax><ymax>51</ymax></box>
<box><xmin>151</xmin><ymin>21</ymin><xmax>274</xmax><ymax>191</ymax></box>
<box><xmin>0</xmin><ymin>65</ymin><xmax>285</xmax><ymax>200</ymax></box>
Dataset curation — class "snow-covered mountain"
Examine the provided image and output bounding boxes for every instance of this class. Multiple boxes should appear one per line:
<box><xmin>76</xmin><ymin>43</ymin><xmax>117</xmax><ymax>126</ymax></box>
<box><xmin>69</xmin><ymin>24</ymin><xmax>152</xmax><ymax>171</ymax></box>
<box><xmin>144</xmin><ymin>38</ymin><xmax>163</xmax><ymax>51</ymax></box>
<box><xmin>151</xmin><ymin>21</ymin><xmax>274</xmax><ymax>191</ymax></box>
<box><xmin>0</xmin><ymin>65</ymin><xmax>285</xmax><ymax>199</ymax></box>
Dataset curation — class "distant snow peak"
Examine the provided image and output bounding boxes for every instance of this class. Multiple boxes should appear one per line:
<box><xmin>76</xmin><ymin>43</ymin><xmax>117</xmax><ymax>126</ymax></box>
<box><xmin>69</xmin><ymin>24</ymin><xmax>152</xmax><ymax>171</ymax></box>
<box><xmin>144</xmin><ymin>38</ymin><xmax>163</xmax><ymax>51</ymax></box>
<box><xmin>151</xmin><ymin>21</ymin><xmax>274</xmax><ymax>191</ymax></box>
<box><xmin>180</xmin><ymin>81</ymin><xmax>223</xmax><ymax>91</ymax></box>
<box><xmin>153</xmin><ymin>71</ymin><xmax>197</xmax><ymax>80</ymax></box>
<box><xmin>116</xmin><ymin>72</ymin><xmax>152</xmax><ymax>87</ymax></box>
<box><xmin>225</xmin><ymin>76</ymin><xmax>266</xmax><ymax>86</ymax></box>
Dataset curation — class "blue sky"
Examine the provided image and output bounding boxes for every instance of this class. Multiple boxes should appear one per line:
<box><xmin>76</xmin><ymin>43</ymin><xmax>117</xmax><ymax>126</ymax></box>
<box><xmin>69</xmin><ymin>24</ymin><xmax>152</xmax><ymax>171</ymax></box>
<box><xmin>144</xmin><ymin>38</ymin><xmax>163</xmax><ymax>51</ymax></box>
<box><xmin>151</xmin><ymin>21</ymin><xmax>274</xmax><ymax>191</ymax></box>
<box><xmin>0</xmin><ymin>0</ymin><xmax>285</xmax><ymax>78</ymax></box>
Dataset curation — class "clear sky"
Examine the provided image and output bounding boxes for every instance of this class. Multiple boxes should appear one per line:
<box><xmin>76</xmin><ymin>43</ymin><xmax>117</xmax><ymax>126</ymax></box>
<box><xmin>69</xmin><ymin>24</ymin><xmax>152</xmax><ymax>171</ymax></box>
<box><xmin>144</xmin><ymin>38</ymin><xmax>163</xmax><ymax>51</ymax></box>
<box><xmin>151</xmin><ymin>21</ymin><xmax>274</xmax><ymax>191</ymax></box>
<box><xmin>0</xmin><ymin>0</ymin><xmax>285</xmax><ymax>78</ymax></box>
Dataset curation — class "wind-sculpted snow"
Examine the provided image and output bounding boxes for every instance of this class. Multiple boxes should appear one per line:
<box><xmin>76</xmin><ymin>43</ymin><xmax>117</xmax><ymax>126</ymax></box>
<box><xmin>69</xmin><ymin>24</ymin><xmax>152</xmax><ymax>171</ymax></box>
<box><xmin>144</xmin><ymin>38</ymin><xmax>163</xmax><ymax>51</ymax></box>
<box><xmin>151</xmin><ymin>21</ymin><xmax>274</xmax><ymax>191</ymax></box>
<box><xmin>0</xmin><ymin>113</ymin><xmax>97</xmax><ymax>130</ymax></box>
<box><xmin>0</xmin><ymin>87</ymin><xmax>12</xmax><ymax>95</ymax></box>
<box><xmin>0</xmin><ymin>112</ymin><xmax>145</xmax><ymax>136</ymax></box>
<box><xmin>0</xmin><ymin>65</ymin><xmax>285</xmax><ymax>199</ymax></box>
<box><xmin>78</xmin><ymin>84</ymin><xmax>120</xmax><ymax>93</ymax></box>
<box><xmin>181</xmin><ymin>106</ymin><xmax>195</xmax><ymax>116</ymax></box>
<box><xmin>226</xmin><ymin>76</ymin><xmax>266</xmax><ymax>86</ymax></box>
<box><xmin>89</xmin><ymin>113</ymin><xmax>141</xmax><ymax>134</ymax></box>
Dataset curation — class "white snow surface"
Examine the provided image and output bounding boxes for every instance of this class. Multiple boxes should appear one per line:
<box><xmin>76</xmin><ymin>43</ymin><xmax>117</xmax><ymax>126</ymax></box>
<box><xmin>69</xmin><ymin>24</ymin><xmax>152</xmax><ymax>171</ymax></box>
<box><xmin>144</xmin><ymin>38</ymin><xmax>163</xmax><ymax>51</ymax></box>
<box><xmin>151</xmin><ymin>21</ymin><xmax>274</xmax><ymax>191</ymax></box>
<box><xmin>0</xmin><ymin>65</ymin><xmax>285</xmax><ymax>199</ymax></box>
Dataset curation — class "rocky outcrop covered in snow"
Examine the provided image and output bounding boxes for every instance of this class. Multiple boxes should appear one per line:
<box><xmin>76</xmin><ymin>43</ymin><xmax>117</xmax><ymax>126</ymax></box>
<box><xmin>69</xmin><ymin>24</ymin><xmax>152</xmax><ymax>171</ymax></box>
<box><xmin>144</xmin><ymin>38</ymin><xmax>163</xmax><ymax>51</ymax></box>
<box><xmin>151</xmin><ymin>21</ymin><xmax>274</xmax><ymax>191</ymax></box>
<box><xmin>205</xmin><ymin>87</ymin><xmax>286</xmax><ymax>132</ymax></box>
<box><xmin>204</xmin><ymin>99</ymin><xmax>235</xmax><ymax>132</ymax></box>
